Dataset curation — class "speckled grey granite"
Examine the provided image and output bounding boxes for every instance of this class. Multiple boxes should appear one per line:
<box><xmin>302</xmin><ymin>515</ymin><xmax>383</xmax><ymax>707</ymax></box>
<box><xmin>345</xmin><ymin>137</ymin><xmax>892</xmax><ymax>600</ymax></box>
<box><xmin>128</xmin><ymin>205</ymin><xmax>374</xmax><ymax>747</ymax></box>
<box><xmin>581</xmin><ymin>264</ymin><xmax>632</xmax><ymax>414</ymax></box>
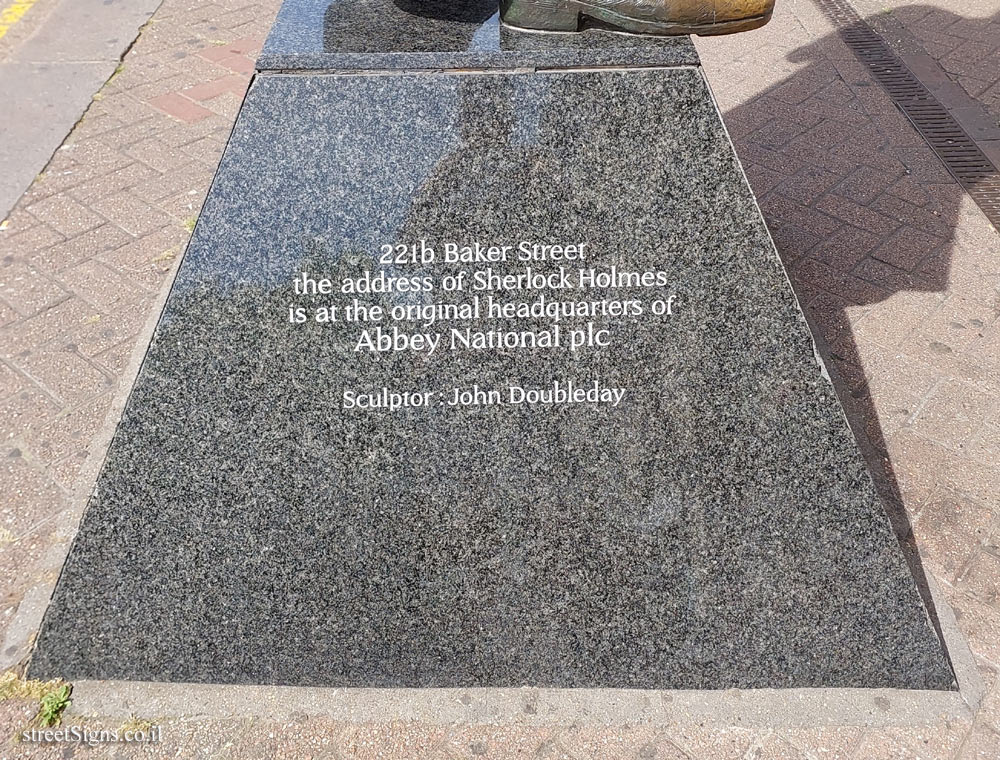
<box><xmin>30</xmin><ymin>66</ymin><xmax>955</xmax><ymax>689</ymax></box>
<box><xmin>257</xmin><ymin>0</ymin><xmax>700</xmax><ymax>71</ymax></box>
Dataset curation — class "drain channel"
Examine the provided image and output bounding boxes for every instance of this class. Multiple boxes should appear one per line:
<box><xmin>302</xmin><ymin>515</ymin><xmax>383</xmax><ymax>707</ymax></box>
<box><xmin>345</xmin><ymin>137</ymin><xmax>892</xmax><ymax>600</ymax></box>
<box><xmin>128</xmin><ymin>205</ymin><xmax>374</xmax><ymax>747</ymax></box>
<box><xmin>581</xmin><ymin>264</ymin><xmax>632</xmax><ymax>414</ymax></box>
<box><xmin>813</xmin><ymin>0</ymin><xmax>1000</xmax><ymax>226</ymax></box>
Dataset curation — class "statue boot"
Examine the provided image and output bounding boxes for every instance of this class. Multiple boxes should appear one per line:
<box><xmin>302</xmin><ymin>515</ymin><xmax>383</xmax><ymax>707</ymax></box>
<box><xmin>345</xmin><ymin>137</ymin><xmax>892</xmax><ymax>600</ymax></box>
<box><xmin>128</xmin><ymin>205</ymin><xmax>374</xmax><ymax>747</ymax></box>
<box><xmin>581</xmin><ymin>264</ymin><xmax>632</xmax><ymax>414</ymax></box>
<box><xmin>500</xmin><ymin>0</ymin><xmax>775</xmax><ymax>35</ymax></box>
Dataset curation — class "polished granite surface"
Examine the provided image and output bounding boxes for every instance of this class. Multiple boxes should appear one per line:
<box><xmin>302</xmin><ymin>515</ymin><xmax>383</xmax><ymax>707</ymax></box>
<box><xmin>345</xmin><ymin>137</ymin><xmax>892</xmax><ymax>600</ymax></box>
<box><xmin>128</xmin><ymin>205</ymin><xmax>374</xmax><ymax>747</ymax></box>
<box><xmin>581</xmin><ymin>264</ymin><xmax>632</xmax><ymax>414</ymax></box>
<box><xmin>257</xmin><ymin>0</ymin><xmax>701</xmax><ymax>70</ymax></box>
<box><xmin>30</xmin><ymin>64</ymin><xmax>955</xmax><ymax>689</ymax></box>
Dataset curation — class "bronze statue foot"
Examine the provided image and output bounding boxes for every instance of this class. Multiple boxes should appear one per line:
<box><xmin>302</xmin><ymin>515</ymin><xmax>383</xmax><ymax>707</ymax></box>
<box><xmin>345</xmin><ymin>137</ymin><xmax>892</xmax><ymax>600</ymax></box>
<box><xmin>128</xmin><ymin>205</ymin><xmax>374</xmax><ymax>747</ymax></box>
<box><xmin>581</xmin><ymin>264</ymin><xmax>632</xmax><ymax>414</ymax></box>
<box><xmin>500</xmin><ymin>0</ymin><xmax>775</xmax><ymax>36</ymax></box>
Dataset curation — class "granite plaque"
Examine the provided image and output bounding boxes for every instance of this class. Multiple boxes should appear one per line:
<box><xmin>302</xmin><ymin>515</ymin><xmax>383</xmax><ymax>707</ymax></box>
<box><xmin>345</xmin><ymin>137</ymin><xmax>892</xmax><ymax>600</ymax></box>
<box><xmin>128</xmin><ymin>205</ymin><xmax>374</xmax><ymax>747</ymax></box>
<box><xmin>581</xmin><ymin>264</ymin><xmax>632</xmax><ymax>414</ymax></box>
<box><xmin>30</xmin><ymin>1</ymin><xmax>956</xmax><ymax>690</ymax></box>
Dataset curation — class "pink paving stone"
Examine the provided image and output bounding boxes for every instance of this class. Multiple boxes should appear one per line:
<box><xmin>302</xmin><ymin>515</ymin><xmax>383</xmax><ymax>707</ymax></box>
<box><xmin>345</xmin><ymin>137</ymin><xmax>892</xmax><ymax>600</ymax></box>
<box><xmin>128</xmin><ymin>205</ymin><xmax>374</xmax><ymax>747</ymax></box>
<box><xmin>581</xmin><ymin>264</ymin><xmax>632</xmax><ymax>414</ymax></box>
<box><xmin>148</xmin><ymin>92</ymin><xmax>215</xmax><ymax>123</ymax></box>
<box><xmin>0</xmin><ymin>261</ymin><xmax>68</xmax><ymax>317</ymax></box>
<box><xmin>773</xmin><ymin>165</ymin><xmax>842</xmax><ymax>206</ymax></box>
<box><xmin>90</xmin><ymin>193</ymin><xmax>173</xmax><ymax>236</ymax></box>
<box><xmin>887</xmin><ymin>175</ymin><xmax>931</xmax><ymax>207</ymax></box>
<box><xmin>1</xmin><ymin>299</ymin><xmax>98</xmax><ymax>359</ymax></box>
<box><xmin>65</xmin><ymin>161</ymin><xmax>161</xmax><ymax>204</ymax></box>
<box><xmin>441</xmin><ymin>725</ymin><xmax>562</xmax><ymax>760</ymax></box>
<box><xmin>872</xmin><ymin>194</ymin><xmax>954</xmax><ymax>241</ymax></box>
<box><xmin>108</xmin><ymin>222</ymin><xmax>192</xmax><ymax>265</ymax></box>
<box><xmin>908</xmin><ymin>378</ymin><xmax>996</xmax><ymax>449</ymax></box>
<box><xmin>0</xmin><ymin>361</ymin><xmax>25</xmax><ymax>398</ymax></box>
<box><xmin>967</xmin><ymin>422</ymin><xmax>1000</xmax><ymax>468</ymax></box>
<box><xmin>960</xmin><ymin>723</ymin><xmax>1000</xmax><ymax>759</ymax></box>
<box><xmin>896</xmin><ymin>718</ymin><xmax>975</xmax><ymax>760</ymax></box>
<box><xmin>804</xmin><ymin>291</ymin><xmax>854</xmax><ymax>347</ymax></box>
<box><xmin>744</xmin><ymin>164</ymin><xmax>785</xmax><ymax>195</ymax></box>
<box><xmin>670</xmin><ymin>726</ymin><xmax>754</xmax><ymax>760</ymax></box>
<box><xmin>196</xmin><ymin>44</ymin><xmax>241</xmax><ymax>63</ymax></box>
<box><xmin>68</xmin><ymin>299</ymin><xmax>152</xmax><ymax>358</ymax></box>
<box><xmin>340</xmin><ymin>722</ymin><xmax>448</xmax><ymax>760</ymax></box>
<box><xmin>791</xmin><ymin>256</ymin><xmax>889</xmax><ymax>306</ymax></box>
<box><xmin>867</xmin><ymin>352</ymin><xmax>941</xmax><ymax>413</ymax></box>
<box><xmin>815</xmin><ymin>193</ymin><xmax>901</xmax><ymax>236</ymax></box>
<box><xmin>0</xmin><ymin>453</ymin><xmax>69</xmax><ymax>537</ymax></box>
<box><xmin>51</xmin><ymin>447</ymin><xmax>91</xmax><ymax>489</ymax></box>
<box><xmin>739</xmin><ymin>142</ymin><xmax>807</xmax><ymax>175</ymax></box>
<box><xmin>769</xmin><ymin>223</ymin><xmax>821</xmax><ymax>261</ymax></box>
<box><xmin>556</xmin><ymin>725</ymin><xmax>663</xmax><ymax>760</ymax></box>
<box><xmin>749</xmin><ymin>119</ymin><xmax>812</xmax><ymax>153</ymax></box>
<box><xmin>851</xmin><ymin>733</ymin><xmax>923</xmax><ymax>760</ymax></box>
<box><xmin>905</xmin><ymin>349</ymin><xmax>1000</xmax><ymax>405</ymax></box>
<box><xmin>1</xmin><ymin>225</ymin><xmax>66</xmax><ymax>259</ymax></box>
<box><xmin>57</xmin><ymin>259</ymin><xmax>148</xmax><ymax>312</ymax></box>
<box><xmin>958</xmin><ymin>550</ymin><xmax>1000</xmax><ymax>607</ymax></box>
<box><xmin>24</xmin><ymin>194</ymin><xmax>104</xmax><ymax>237</ymax></box>
<box><xmin>215</xmin><ymin>51</ymin><xmax>256</xmax><ymax>75</ymax></box>
<box><xmin>28</xmin><ymin>223</ymin><xmax>134</xmax><ymax>274</ymax></box>
<box><xmin>123</xmin><ymin>137</ymin><xmax>192</xmax><ymax>173</ymax></box>
<box><xmin>15</xmin><ymin>346</ymin><xmax>112</xmax><ymax>407</ymax></box>
<box><xmin>835</xmin><ymin>164</ymin><xmax>903</xmax><ymax>205</ymax></box>
<box><xmin>182</xmin><ymin>133</ymin><xmax>229</xmax><ymax>164</ymax></box>
<box><xmin>913</xmin><ymin>487</ymin><xmax>994</xmax><ymax>582</ymax></box>
<box><xmin>745</xmin><ymin>733</ymin><xmax>809</xmax><ymax>760</ymax></box>
<box><xmin>811</xmin><ymin>224</ymin><xmax>881</xmax><ymax>272</ymax></box>
<box><xmin>227</xmin><ymin>36</ymin><xmax>265</xmax><ymax>55</ymax></box>
<box><xmin>976</xmin><ymin>661</ymin><xmax>1000</xmax><ymax>724</ymax></box>
<box><xmin>227</xmin><ymin>717</ymin><xmax>352</xmax><ymax>759</ymax></box>
<box><xmin>758</xmin><ymin>193</ymin><xmax>841</xmax><ymax>237</ymax></box>
<box><xmin>851</xmin><ymin>289</ymin><xmax>942</xmax><ymax>348</ymax></box>
<box><xmin>776</xmin><ymin>726</ymin><xmax>864</xmax><ymax>760</ymax></box>
<box><xmin>94</xmin><ymin>337</ymin><xmax>137</xmax><ymax>375</ymax></box>
<box><xmin>195</xmin><ymin>44</ymin><xmax>256</xmax><ymax>74</ymax></box>
<box><xmin>852</xmin><ymin>257</ymin><xmax>926</xmax><ymax>293</ymax></box>
<box><xmin>916</xmin><ymin>294</ymin><xmax>999</xmax><ymax>356</ymax></box>
<box><xmin>200</xmin><ymin>90</ymin><xmax>245</xmax><ymax>120</ymax></box>
<box><xmin>0</xmin><ymin>299</ymin><xmax>20</xmax><ymax>327</ymax></box>
<box><xmin>181</xmin><ymin>73</ymin><xmax>249</xmax><ymax>102</ymax></box>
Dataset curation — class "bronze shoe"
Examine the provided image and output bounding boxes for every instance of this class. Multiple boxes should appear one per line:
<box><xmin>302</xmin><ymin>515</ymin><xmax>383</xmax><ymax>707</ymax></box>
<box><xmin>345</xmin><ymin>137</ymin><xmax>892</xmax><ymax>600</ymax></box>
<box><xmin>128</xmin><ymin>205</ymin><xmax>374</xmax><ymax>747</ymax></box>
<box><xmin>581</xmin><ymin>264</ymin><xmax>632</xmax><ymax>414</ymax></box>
<box><xmin>500</xmin><ymin>0</ymin><xmax>775</xmax><ymax>35</ymax></box>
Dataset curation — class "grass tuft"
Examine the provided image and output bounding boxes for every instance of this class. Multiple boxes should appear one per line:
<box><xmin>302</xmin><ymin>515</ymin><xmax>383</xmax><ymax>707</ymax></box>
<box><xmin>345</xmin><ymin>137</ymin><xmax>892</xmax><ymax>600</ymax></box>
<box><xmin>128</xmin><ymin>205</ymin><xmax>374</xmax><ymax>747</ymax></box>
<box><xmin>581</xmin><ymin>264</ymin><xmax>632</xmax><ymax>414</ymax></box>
<box><xmin>37</xmin><ymin>684</ymin><xmax>71</xmax><ymax>727</ymax></box>
<box><xmin>120</xmin><ymin>716</ymin><xmax>153</xmax><ymax>733</ymax></box>
<box><xmin>0</xmin><ymin>672</ymin><xmax>73</xmax><ymax>727</ymax></box>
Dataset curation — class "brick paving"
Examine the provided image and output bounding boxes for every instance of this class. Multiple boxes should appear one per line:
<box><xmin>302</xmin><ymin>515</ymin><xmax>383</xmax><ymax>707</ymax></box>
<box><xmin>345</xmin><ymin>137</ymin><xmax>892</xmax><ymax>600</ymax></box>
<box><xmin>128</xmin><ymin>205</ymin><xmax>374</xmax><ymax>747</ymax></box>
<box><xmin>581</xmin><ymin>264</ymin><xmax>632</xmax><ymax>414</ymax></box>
<box><xmin>2</xmin><ymin>0</ymin><xmax>1000</xmax><ymax>758</ymax></box>
<box><xmin>880</xmin><ymin>1</ymin><xmax>1000</xmax><ymax>126</ymax></box>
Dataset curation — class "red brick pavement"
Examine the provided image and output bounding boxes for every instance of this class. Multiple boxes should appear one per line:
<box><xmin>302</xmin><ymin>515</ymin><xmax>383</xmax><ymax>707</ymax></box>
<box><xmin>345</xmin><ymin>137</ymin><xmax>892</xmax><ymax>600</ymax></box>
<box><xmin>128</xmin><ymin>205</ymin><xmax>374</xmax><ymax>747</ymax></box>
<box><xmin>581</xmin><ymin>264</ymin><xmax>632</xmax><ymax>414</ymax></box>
<box><xmin>0</xmin><ymin>0</ymin><xmax>277</xmax><ymax>722</ymax></box>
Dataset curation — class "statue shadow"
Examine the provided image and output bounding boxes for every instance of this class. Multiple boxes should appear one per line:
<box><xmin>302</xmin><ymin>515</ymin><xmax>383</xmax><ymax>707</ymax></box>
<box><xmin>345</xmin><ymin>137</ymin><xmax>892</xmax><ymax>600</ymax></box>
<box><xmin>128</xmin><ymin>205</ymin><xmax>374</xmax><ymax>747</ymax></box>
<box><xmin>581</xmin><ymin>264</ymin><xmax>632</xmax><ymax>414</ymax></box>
<box><xmin>714</xmin><ymin>6</ymin><xmax>997</xmax><ymax>643</ymax></box>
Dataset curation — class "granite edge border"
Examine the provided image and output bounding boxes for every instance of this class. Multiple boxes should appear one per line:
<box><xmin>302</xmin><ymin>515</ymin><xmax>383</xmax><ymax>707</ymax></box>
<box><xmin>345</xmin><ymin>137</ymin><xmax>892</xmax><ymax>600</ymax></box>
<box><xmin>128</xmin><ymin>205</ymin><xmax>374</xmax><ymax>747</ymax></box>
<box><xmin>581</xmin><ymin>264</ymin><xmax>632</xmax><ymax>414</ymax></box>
<box><xmin>253</xmin><ymin>51</ymin><xmax>703</xmax><ymax>74</ymax></box>
<box><xmin>253</xmin><ymin>63</ymin><xmax>705</xmax><ymax>77</ymax></box>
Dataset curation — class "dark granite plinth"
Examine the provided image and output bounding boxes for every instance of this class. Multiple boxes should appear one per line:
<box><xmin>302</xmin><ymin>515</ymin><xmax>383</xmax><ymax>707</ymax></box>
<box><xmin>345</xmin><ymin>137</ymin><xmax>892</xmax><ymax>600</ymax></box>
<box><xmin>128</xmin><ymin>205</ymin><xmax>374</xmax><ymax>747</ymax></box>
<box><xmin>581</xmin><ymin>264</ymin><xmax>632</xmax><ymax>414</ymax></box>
<box><xmin>29</xmin><ymin>2</ymin><xmax>955</xmax><ymax>691</ymax></box>
<box><xmin>257</xmin><ymin>0</ymin><xmax>700</xmax><ymax>71</ymax></box>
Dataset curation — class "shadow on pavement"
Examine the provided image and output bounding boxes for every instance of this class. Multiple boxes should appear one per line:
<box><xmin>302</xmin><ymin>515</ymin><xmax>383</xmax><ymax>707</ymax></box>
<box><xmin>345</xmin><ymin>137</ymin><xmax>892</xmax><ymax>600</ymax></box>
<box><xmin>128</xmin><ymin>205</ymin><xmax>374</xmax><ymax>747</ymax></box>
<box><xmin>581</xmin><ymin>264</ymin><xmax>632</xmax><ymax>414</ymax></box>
<box><xmin>721</xmin><ymin>5</ymin><xmax>990</xmax><ymax>656</ymax></box>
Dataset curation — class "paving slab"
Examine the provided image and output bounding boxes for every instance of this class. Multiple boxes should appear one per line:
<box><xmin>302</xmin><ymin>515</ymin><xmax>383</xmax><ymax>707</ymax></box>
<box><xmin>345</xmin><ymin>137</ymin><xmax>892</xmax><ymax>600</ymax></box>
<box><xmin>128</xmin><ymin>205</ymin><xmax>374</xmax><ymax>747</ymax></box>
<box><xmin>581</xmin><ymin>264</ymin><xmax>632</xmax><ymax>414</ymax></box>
<box><xmin>0</xmin><ymin>0</ymin><xmax>162</xmax><ymax>219</ymax></box>
<box><xmin>27</xmin><ymin>0</ymin><xmax>956</xmax><ymax>693</ymax></box>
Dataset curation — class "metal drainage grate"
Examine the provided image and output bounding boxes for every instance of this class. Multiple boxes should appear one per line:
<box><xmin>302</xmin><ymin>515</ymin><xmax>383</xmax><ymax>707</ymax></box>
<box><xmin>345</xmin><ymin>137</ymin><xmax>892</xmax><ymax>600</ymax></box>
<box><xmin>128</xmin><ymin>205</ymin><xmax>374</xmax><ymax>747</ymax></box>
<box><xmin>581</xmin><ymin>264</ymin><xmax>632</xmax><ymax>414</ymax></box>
<box><xmin>813</xmin><ymin>0</ymin><xmax>1000</xmax><ymax>227</ymax></box>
